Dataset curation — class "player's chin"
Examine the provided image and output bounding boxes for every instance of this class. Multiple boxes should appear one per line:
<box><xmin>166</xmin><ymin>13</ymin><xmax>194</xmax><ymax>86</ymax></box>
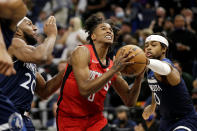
<box><xmin>104</xmin><ymin>40</ymin><xmax>113</xmax><ymax>45</ymax></box>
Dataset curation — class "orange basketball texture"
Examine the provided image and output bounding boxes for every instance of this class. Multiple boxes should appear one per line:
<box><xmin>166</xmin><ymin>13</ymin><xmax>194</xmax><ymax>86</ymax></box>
<box><xmin>115</xmin><ymin>45</ymin><xmax>147</xmax><ymax>75</ymax></box>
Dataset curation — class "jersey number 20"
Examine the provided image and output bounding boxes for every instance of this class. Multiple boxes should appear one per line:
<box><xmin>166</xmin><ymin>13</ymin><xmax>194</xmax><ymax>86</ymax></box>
<box><xmin>20</xmin><ymin>73</ymin><xmax>36</xmax><ymax>95</ymax></box>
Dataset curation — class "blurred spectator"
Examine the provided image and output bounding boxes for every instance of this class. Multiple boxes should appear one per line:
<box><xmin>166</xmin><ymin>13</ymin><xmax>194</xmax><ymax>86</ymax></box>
<box><xmin>95</xmin><ymin>12</ymin><xmax>106</xmax><ymax>20</ymax></box>
<box><xmin>193</xmin><ymin>79</ymin><xmax>197</xmax><ymax>89</ymax></box>
<box><xmin>123</xmin><ymin>34</ymin><xmax>138</xmax><ymax>46</ymax></box>
<box><xmin>47</xmin><ymin>102</ymin><xmax>57</xmax><ymax>129</ymax></box>
<box><xmin>138</xmin><ymin>28</ymin><xmax>153</xmax><ymax>47</ymax></box>
<box><xmin>139</xmin><ymin>3</ymin><xmax>155</xmax><ymax>29</ymax></box>
<box><xmin>162</xmin><ymin>17</ymin><xmax>174</xmax><ymax>36</ymax></box>
<box><xmin>35</xmin><ymin>11</ymin><xmax>47</xmax><ymax>34</ymax></box>
<box><xmin>59</xmin><ymin>17</ymin><xmax>88</xmax><ymax>61</ymax></box>
<box><xmin>43</xmin><ymin>0</ymin><xmax>68</xmax><ymax>26</ymax></box>
<box><xmin>159</xmin><ymin>0</ymin><xmax>191</xmax><ymax>16</ymax></box>
<box><xmin>119</xmin><ymin>21</ymin><xmax>132</xmax><ymax>35</ymax></box>
<box><xmin>192</xmin><ymin>88</ymin><xmax>197</xmax><ymax>111</ymax></box>
<box><xmin>153</xmin><ymin>7</ymin><xmax>166</xmax><ymax>33</ymax></box>
<box><xmin>113</xmin><ymin>105</ymin><xmax>136</xmax><ymax>131</ymax></box>
<box><xmin>52</xmin><ymin>25</ymin><xmax>66</xmax><ymax>59</ymax></box>
<box><xmin>76</xmin><ymin>0</ymin><xmax>88</xmax><ymax>16</ymax></box>
<box><xmin>29</xmin><ymin>0</ymin><xmax>51</xmax><ymax>23</ymax></box>
<box><xmin>109</xmin><ymin>0</ymin><xmax>130</xmax><ymax>9</ymax></box>
<box><xmin>168</xmin><ymin>14</ymin><xmax>197</xmax><ymax>75</ymax></box>
<box><xmin>181</xmin><ymin>8</ymin><xmax>197</xmax><ymax>33</ymax></box>
<box><xmin>134</xmin><ymin>112</ymin><xmax>159</xmax><ymax>131</ymax></box>
<box><xmin>82</xmin><ymin>0</ymin><xmax>107</xmax><ymax>20</ymax></box>
<box><xmin>110</xmin><ymin>6</ymin><xmax>126</xmax><ymax>28</ymax></box>
<box><xmin>173</xmin><ymin>60</ymin><xmax>194</xmax><ymax>95</ymax></box>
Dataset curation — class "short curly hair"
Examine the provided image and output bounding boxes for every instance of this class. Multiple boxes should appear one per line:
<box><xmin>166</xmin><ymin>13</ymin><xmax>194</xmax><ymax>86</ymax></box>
<box><xmin>84</xmin><ymin>14</ymin><xmax>119</xmax><ymax>44</ymax></box>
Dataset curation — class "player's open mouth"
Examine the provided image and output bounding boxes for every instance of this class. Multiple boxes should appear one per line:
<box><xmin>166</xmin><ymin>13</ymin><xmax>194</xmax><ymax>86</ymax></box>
<box><xmin>104</xmin><ymin>35</ymin><xmax>112</xmax><ymax>40</ymax></box>
<box><xmin>146</xmin><ymin>52</ymin><xmax>152</xmax><ymax>57</ymax></box>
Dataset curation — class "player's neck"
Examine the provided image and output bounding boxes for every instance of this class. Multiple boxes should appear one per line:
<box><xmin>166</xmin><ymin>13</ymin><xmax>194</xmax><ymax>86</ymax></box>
<box><xmin>160</xmin><ymin>54</ymin><xmax>166</xmax><ymax>60</ymax></box>
<box><xmin>93</xmin><ymin>42</ymin><xmax>109</xmax><ymax>60</ymax></box>
<box><xmin>15</xmin><ymin>35</ymin><xmax>26</xmax><ymax>43</ymax></box>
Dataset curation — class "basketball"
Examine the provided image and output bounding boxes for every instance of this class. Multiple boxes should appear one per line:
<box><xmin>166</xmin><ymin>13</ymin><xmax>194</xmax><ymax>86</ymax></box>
<box><xmin>115</xmin><ymin>45</ymin><xmax>147</xmax><ymax>75</ymax></box>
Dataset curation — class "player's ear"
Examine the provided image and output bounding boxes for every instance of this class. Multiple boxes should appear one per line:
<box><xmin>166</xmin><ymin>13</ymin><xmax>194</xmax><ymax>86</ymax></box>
<box><xmin>162</xmin><ymin>47</ymin><xmax>167</xmax><ymax>54</ymax></box>
<box><xmin>15</xmin><ymin>27</ymin><xmax>23</xmax><ymax>37</ymax></box>
<box><xmin>91</xmin><ymin>33</ymin><xmax>96</xmax><ymax>41</ymax></box>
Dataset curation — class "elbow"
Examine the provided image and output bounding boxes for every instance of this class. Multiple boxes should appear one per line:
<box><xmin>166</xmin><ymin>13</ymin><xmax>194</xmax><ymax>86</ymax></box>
<box><xmin>34</xmin><ymin>55</ymin><xmax>48</xmax><ymax>64</ymax></box>
<box><xmin>78</xmin><ymin>87</ymin><xmax>90</xmax><ymax>98</ymax></box>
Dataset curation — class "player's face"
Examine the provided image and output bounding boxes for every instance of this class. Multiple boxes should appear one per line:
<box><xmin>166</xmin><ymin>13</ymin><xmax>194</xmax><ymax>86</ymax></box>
<box><xmin>22</xmin><ymin>19</ymin><xmax>38</xmax><ymax>42</ymax></box>
<box><xmin>92</xmin><ymin>23</ymin><xmax>114</xmax><ymax>44</ymax></box>
<box><xmin>144</xmin><ymin>41</ymin><xmax>164</xmax><ymax>59</ymax></box>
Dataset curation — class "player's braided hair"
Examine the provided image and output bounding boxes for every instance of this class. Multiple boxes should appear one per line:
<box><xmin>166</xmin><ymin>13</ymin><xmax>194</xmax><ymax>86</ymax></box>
<box><xmin>84</xmin><ymin>14</ymin><xmax>119</xmax><ymax>44</ymax></box>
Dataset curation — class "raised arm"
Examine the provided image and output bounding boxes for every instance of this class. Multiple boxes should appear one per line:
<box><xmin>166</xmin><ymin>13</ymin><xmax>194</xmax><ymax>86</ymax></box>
<box><xmin>147</xmin><ymin>59</ymin><xmax>181</xmax><ymax>86</ymax></box>
<box><xmin>35</xmin><ymin>70</ymin><xmax>64</xmax><ymax>99</ymax></box>
<box><xmin>8</xmin><ymin>16</ymin><xmax>57</xmax><ymax>64</ymax></box>
<box><xmin>71</xmin><ymin>46</ymin><xmax>133</xmax><ymax>98</ymax></box>
<box><xmin>111</xmin><ymin>71</ymin><xmax>145</xmax><ymax>107</ymax></box>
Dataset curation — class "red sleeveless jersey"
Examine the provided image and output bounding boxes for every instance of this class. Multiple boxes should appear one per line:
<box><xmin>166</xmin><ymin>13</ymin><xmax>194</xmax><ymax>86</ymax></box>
<box><xmin>57</xmin><ymin>44</ymin><xmax>116</xmax><ymax>118</ymax></box>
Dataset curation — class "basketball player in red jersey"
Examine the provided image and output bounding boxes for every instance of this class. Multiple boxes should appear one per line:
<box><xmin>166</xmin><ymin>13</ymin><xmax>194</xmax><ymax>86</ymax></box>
<box><xmin>57</xmin><ymin>15</ymin><xmax>145</xmax><ymax>131</ymax></box>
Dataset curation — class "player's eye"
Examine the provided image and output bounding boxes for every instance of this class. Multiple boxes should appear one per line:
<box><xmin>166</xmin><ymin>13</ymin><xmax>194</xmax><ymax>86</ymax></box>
<box><xmin>144</xmin><ymin>44</ymin><xmax>149</xmax><ymax>48</ymax></box>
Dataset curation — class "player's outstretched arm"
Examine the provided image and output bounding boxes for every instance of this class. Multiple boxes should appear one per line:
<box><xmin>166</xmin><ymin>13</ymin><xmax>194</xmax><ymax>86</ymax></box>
<box><xmin>8</xmin><ymin>16</ymin><xmax>57</xmax><ymax>64</ymax></box>
<box><xmin>142</xmin><ymin>93</ymin><xmax>156</xmax><ymax>120</ymax></box>
<box><xmin>0</xmin><ymin>26</ymin><xmax>16</xmax><ymax>76</ymax></box>
<box><xmin>35</xmin><ymin>70</ymin><xmax>64</xmax><ymax>99</ymax></box>
<box><xmin>147</xmin><ymin>59</ymin><xmax>181</xmax><ymax>86</ymax></box>
<box><xmin>0</xmin><ymin>0</ymin><xmax>27</xmax><ymax>28</ymax></box>
<box><xmin>111</xmin><ymin>70</ymin><xmax>145</xmax><ymax>107</ymax></box>
<box><xmin>71</xmin><ymin>46</ymin><xmax>134</xmax><ymax>98</ymax></box>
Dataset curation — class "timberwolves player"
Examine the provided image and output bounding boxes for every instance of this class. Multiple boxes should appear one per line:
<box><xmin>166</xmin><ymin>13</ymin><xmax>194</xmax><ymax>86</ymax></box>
<box><xmin>0</xmin><ymin>0</ymin><xmax>27</xmax><ymax>76</ymax></box>
<box><xmin>0</xmin><ymin>16</ymin><xmax>64</xmax><ymax>131</ymax></box>
<box><xmin>0</xmin><ymin>0</ymin><xmax>27</xmax><ymax>130</ymax></box>
<box><xmin>143</xmin><ymin>33</ymin><xmax>197</xmax><ymax>131</ymax></box>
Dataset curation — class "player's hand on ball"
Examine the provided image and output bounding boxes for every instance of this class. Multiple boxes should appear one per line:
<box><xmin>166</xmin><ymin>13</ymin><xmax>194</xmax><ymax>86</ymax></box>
<box><xmin>112</xmin><ymin>49</ymin><xmax>135</xmax><ymax>72</ymax></box>
<box><xmin>44</xmin><ymin>16</ymin><xmax>57</xmax><ymax>37</ymax></box>
<box><xmin>142</xmin><ymin>105</ymin><xmax>154</xmax><ymax>120</ymax></box>
<box><xmin>135</xmin><ymin>66</ymin><xmax>146</xmax><ymax>80</ymax></box>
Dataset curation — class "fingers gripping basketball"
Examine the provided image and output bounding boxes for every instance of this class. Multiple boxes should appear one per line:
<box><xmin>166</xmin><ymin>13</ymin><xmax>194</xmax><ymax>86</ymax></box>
<box><xmin>116</xmin><ymin>45</ymin><xmax>147</xmax><ymax>75</ymax></box>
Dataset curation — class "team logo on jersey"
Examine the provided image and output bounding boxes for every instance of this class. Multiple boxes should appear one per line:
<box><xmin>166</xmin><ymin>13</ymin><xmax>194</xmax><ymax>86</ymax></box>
<box><xmin>148</xmin><ymin>78</ymin><xmax>162</xmax><ymax>92</ymax></box>
<box><xmin>91</xmin><ymin>60</ymin><xmax>99</xmax><ymax>64</ymax></box>
<box><xmin>8</xmin><ymin>113</ymin><xmax>24</xmax><ymax>131</ymax></box>
<box><xmin>23</xmin><ymin>63</ymin><xmax>37</xmax><ymax>76</ymax></box>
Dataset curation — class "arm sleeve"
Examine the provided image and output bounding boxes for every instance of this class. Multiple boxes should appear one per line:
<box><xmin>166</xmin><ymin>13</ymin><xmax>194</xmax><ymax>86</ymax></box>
<box><xmin>147</xmin><ymin>59</ymin><xmax>171</xmax><ymax>75</ymax></box>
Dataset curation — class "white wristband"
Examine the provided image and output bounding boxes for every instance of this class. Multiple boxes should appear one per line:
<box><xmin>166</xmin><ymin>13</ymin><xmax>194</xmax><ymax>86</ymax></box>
<box><xmin>147</xmin><ymin>59</ymin><xmax>171</xmax><ymax>75</ymax></box>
